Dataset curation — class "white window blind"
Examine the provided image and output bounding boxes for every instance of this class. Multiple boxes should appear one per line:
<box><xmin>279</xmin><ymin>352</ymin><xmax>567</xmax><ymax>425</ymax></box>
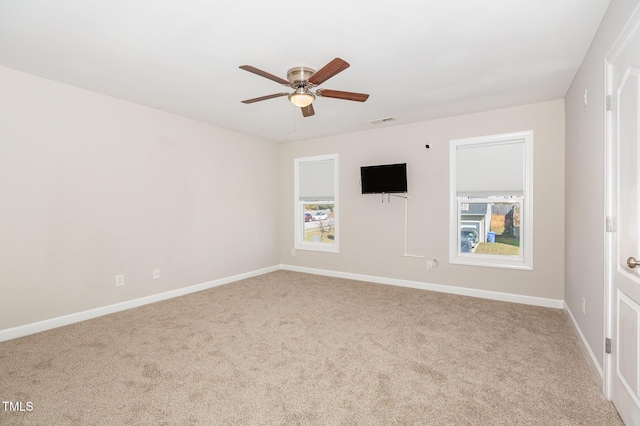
<box><xmin>456</xmin><ymin>139</ymin><xmax>524</xmax><ymax>196</ymax></box>
<box><xmin>298</xmin><ymin>159</ymin><xmax>335</xmax><ymax>201</ymax></box>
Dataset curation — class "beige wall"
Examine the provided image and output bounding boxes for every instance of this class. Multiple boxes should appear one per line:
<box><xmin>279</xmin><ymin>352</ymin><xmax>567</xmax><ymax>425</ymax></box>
<box><xmin>0</xmin><ymin>67</ymin><xmax>567</xmax><ymax>333</ymax></box>
<box><xmin>280</xmin><ymin>100</ymin><xmax>565</xmax><ymax>300</ymax></box>
<box><xmin>565</xmin><ymin>0</ymin><xmax>640</xmax><ymax>372</ymax></box>
<box><xmin>0</xmin><ymin>66</ymin><xmax>280</xmax><ymax>329</ymax></box>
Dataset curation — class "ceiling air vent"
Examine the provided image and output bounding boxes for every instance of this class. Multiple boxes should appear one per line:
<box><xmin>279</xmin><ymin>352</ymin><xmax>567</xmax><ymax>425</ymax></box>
<box><xmin>370</xmin><ymin>117</ymin><xmax>396</xmax><ymax>125</ymax></box>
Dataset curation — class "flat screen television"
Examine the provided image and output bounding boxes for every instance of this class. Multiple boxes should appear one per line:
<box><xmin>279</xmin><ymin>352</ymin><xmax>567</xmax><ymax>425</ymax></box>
<box><xmin>360</xmin><ymin>163</ymin><xmax>407</xmax><ymax>194</ymax></box>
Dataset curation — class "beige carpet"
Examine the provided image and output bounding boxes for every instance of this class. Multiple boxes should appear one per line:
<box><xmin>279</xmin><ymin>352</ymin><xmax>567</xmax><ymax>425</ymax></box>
<box><xmin>0</xmin><ymin>271</ymin><xmax>622</xmax><ymax>425</ymax></box>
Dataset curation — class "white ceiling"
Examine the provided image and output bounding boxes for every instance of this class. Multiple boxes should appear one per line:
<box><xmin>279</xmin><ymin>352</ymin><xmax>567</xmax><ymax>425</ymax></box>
<box><xmin>0</xmin><ymin>0</ymin><xmax>610</xmax><ymax>143</ymax></box>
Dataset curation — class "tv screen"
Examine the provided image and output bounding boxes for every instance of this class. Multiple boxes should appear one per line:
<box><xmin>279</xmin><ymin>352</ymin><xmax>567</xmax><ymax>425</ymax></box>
<box><xmin>360</xmin><ymin>163</ymin><xmax>407</xmax><ymax>194</ymax></box>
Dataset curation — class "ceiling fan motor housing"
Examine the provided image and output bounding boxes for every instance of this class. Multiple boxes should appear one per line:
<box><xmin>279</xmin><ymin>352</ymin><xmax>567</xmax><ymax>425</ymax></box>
<box><xmin>287</xmin><ymin>67</ymin><xmax>316</xmax><ymax>86</ymax></box>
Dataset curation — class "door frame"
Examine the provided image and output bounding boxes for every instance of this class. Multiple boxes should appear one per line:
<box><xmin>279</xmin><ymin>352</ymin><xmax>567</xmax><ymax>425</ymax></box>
<box><xmin>604</xmin><ymin>3</ymin><xmax>640</xmax><ymax>401</ymax></box>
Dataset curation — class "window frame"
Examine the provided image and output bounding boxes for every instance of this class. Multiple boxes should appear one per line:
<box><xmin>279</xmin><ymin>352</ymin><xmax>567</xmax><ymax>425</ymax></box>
<box><xmin>294</xmin><ymin>154</ymin><xmax>339</xmax><ymax>253</ymax></box>
<box><xmin>449</xmin><ymin>131</ymin><xmax>533</xmax><ymax>270</ymax></box>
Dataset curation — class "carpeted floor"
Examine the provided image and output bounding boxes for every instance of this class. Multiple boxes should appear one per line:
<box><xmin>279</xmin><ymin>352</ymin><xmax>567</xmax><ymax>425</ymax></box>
<box><xmin>0</xmin><ymin>271</ymin><xmax>623</xmax><ymax>425</ymax></box>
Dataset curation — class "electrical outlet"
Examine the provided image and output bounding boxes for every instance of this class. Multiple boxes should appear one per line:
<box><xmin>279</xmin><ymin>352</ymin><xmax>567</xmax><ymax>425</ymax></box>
<box><xmin>582</xmin><ymin>298</ymin><xmax>586</xmax><ymax>315</ymax></box>
<box><xmin>153</xmin><ymin>268</ymin><xmax>160</xmax><ymax>279</ymax></box>
<box><xmin>115</xmin><ymin>274</ymin><xmax>125</xmax><ymax>287</ymax></box>
<box><xmin>426</xmin><ymin>259</ymin><xmax>438</xmax><ymax>271</ymax></box>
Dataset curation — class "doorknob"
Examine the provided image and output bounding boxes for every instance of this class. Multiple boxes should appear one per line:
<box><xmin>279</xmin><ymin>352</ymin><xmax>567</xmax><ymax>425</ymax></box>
<box><xmin>627</xmin><ymin>257</ymin><xmax>639</xmax><ymax>269</ymax></box>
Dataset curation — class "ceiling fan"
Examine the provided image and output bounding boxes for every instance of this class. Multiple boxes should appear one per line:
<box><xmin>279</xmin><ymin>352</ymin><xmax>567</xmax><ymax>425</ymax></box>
<box><xmin>239</xmin><ymin>58</ymin><xmax>369</xmax><ymax>117</ymax></box>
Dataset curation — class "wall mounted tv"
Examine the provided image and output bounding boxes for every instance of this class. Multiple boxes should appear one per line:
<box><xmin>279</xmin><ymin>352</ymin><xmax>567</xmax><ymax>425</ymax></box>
<box><xmin>360</xmin><ymin>163</ymin><xmax>407</xmax><ymax>194</ymax></box>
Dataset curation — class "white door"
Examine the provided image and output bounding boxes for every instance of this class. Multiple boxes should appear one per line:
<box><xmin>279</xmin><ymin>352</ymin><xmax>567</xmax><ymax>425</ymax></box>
<box><xmin>607</xmin><ymin>6</ymin><xmax>640</xmax><ymax>425</ymax></box>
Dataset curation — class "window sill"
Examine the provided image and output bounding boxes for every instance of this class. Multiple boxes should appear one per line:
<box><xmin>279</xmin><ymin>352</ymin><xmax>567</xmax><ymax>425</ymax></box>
<box><xmin>294</xmin><ymin>243</ymin><xmax>339</xmax><ymax>253</ymax></box>
<box><xmin>450</xmin><ymin>254</ymin><xmax>532</xmax><ymax>270</ymax></box>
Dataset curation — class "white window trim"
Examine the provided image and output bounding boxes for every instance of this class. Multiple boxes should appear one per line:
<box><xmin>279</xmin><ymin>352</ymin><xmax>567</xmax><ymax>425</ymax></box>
<box><xmin>294</xmin><ymin>154</ymin><xmax>339</xmax><ymax>253</ymax></box>
<box><xmin>449</xmin><ymin>131</ymin><xmax>533</xmax><ymax>270</ymax></box>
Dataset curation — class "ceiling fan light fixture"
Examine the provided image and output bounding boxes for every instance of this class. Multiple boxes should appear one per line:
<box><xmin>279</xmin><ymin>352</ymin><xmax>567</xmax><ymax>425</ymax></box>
<box><xmin>288</xmin><ymin>88</ymin><xmax>315</xmax><ymax>107</ymax></box>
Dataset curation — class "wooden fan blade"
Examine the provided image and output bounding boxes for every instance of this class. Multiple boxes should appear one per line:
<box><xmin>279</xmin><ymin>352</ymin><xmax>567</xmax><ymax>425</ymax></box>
<box><xmin>317</xmin><ymin>89</ymin><xmax>369</xmax><ymax>102</ymax></box>
<box><xmin>241</xmin><ymin>93</ymin><xmax>289</xmax><ymax>104</ymax></box>
<box><xmin>301</xmin><ymin>104</ymin><xmax>315</xmax><ymax>117</ymax></box>
<box><xmin>239</xmin><ymin>65</ymin><xmax>290</xmax><ymax>85</ymax></box>
<box><xmin>308</xmin><ymin>58</ymin><xmax>350</xmax><ymax>85</ymax></box>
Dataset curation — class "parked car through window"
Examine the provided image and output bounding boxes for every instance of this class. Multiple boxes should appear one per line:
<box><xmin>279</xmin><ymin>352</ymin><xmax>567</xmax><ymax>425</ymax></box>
<box><xmin>312</xmin><ymin>211</ymin><xmax>328</xmax><ymax>221</ymax></box>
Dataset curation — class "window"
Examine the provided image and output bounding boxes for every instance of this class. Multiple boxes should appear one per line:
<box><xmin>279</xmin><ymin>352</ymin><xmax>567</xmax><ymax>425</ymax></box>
<box><xmin>294</xmin><ymin>154</ymin><xmax>338</xmax><ymax>252</ymax></box>
<box><xmin>449</xmin><ymin>131</ymin><xmax>533</xmax><ymax>269</ymax></box>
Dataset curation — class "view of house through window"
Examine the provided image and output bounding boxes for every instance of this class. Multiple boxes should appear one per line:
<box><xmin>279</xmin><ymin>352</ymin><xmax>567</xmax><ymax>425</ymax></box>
<box><xmin>459</xmin><ymin>199</ymin><xmax>522</xmax><ymax>256</ymax></box>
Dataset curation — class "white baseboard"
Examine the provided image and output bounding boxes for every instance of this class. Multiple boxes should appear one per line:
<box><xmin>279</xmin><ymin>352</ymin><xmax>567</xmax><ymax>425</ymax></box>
<box><xmin>280</xmin><ymin>264</ymin><xmax>565</xmax><ymax>309</ymax></box>
<box><xmin>564</xmin><ymin>301</ymin><xmax>604</xmax><ymax>387</ymax></box>
<box><xmin>1</xmin><ymin>264</ymin><xmax>566</xmax><ymax>343</ymax></box>
<box><xmin>0</xmin><ymin>265</ymin><xmax>280</xmax><ymax>343</ymax></box>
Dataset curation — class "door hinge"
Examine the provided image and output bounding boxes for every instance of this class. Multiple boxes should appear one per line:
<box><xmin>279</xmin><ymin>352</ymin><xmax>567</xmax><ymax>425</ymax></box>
<box><xmin>606</xmin><ymin>217</ymin><xmax>616</xmax><ymax>232</ymax></box>
<box><xmin>606</xmin><ymin>95</ymin><xmax>613</xmax><ymax>111</ymax></box>
<box><xmin>606</xmin><ymin>338</ymin><xmax>612</xmax><ymax>354</ymax></box>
